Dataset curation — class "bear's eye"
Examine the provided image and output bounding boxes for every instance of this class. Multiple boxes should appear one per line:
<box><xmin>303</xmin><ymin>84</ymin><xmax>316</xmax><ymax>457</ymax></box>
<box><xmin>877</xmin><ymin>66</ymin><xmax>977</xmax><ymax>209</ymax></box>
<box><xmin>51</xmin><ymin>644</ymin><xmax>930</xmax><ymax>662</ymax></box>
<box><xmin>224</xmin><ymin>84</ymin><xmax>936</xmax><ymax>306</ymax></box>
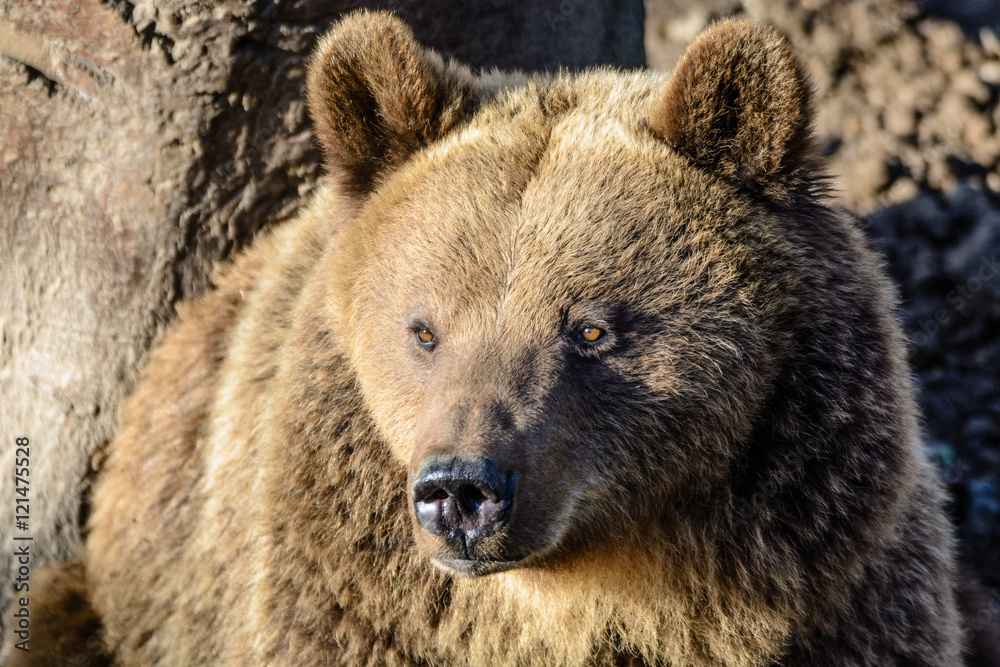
<box><xmin>415</xmin><ymin>326</ymin><xmax>437</xmax><ymax>349</ymax></box>
<box><xmin>576</xmin><ymin>325</ymin><xmax>606</xmax><ymax>345</ymax></box>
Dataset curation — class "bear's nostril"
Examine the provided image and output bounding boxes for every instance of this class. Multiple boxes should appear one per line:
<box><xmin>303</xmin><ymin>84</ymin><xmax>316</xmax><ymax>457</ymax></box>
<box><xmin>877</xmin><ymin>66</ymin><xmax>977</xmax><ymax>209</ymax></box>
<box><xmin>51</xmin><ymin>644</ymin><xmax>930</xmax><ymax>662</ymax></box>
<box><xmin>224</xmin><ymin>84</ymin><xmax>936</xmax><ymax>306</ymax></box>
<box><xmin>412</xmin><ymin>454</ymin><xmax>514</xmax><ymax>545</ymax></box>
<box><xmin>459</xmin><ymin>485</ymin><xmax>487</xmax><ymax>509</ymax></box>
<box><xmin>424</xmin><ymin>488</ymin><xmax>449</xmax><ymax>502</ymax></box>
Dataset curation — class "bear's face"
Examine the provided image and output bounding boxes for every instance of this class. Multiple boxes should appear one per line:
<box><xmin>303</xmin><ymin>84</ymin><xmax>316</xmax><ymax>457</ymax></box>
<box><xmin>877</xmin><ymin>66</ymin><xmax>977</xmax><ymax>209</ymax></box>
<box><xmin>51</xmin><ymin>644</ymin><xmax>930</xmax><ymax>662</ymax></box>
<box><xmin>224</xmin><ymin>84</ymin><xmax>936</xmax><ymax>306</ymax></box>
<box><xmin>307</xmin><ymin>14</ymin><xmax>817</xmax><ymax>575</ymax></box>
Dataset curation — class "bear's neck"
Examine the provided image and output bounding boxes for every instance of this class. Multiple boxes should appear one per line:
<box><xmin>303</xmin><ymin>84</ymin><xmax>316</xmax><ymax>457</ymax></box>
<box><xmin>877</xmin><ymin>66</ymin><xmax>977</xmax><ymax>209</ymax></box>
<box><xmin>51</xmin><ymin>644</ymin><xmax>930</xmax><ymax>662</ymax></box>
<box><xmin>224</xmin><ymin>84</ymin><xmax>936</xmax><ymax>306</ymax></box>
<box><xmin>436</xmin><ymin>535</ymin><xmax>790</xmax><ymax>667</ymax></box>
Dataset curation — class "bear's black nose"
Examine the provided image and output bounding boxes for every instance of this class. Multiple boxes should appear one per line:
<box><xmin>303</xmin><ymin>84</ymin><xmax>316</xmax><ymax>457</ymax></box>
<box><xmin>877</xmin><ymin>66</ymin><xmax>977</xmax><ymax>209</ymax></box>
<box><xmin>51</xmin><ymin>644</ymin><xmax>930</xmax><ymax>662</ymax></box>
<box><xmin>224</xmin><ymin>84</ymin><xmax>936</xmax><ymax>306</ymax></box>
<box><xmin>412</xmin><ymin>455</ymin><xmax>513</xmax><ymax>547</ymax></box>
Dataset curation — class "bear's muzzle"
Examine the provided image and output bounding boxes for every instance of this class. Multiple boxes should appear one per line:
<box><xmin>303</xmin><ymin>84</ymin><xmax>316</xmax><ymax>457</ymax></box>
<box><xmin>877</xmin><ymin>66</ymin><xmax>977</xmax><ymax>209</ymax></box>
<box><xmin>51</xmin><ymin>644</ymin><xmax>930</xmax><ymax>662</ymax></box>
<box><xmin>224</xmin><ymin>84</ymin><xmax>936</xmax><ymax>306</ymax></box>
<box><xmin>412</xmin><ymin>454</ymin><xmax>520</xmax><ymax>574</ymax></box>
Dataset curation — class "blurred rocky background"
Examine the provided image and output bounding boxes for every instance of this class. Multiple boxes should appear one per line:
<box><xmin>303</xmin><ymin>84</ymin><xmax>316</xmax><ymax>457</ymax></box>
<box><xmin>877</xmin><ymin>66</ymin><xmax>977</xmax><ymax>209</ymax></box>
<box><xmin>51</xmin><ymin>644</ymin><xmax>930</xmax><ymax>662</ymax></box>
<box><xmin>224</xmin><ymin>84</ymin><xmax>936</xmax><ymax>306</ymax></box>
<box><xmin>647</xmin><ymin>0</ymin><xmax>1000</xmax><ymax>598</ymax></box>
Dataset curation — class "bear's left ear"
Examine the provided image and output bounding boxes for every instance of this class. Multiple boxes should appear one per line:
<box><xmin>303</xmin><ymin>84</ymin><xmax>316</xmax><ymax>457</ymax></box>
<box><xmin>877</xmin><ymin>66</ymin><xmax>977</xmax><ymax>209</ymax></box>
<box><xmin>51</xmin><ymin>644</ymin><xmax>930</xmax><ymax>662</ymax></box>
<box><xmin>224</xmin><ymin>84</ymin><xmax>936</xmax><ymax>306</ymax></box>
<box><xmin>307</xmin><ymin>11</ymin><xmax>479</xmax><ymax>198</ymax></box>
<box><xmin>649</xmin><ymin>19</ymin><xmax>820</xmax><ymax>203</ymax></box>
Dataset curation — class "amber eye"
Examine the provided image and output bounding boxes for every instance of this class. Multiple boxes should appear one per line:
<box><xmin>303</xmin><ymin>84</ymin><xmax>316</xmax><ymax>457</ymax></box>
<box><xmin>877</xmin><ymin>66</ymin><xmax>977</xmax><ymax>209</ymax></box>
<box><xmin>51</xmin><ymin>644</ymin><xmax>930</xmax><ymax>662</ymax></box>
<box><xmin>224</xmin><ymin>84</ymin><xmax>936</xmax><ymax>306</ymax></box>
<box><xmin>578</xmin><ymin>326</ymin><xmax>606</xmax><ymax>344</ymax></box>
<box><xmin>415</xmin><ymin>327</ymin><xmax>437</xmax><ymax>348</ymax></box>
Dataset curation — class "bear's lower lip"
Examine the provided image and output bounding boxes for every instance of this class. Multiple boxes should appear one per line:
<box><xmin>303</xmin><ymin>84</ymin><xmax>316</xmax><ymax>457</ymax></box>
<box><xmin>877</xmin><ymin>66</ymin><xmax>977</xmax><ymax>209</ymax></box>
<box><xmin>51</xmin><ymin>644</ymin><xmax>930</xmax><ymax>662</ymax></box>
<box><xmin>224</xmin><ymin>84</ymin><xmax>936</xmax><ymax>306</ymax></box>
<box><xmin>432</xmin><ymin>556</ymin><xmax>522</xmax><ymax>576</ymax></box>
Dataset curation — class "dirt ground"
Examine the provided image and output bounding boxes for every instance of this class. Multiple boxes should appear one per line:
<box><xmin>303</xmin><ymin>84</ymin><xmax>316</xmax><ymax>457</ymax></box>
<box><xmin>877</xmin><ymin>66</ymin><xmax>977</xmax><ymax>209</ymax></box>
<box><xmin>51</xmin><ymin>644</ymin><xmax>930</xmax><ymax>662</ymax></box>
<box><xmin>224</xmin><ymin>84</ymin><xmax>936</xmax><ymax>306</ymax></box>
<box><xmin>647</xmin><ymin>0</ymin><xmax>1000</xmax><ymax>593</ymax></box>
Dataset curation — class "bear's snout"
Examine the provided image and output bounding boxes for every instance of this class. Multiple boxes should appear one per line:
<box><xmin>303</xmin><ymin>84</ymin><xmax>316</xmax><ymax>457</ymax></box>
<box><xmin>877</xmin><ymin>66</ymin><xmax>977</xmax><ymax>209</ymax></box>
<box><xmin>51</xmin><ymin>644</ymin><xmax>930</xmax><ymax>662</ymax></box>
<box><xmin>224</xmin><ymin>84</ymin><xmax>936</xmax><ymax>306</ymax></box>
<box><xmin>412</xmin><ymin>454</ymin><xmax>514</xmax><ymax>553</ymax></box>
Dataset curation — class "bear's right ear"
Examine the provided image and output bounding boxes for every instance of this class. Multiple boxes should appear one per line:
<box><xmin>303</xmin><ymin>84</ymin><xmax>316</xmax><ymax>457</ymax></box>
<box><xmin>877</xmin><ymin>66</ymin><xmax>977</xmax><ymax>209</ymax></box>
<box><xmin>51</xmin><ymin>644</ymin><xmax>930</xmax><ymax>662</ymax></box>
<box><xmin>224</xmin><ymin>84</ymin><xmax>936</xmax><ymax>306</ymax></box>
<box><xmin>649</xmin><ymin>19</ymin><xmax>820</xmax><ymax>204</ymax></box>
<box><xmin>307</xmin><ymin>11</ymin><xmax>479</xmax><ymax>197</ymax></box>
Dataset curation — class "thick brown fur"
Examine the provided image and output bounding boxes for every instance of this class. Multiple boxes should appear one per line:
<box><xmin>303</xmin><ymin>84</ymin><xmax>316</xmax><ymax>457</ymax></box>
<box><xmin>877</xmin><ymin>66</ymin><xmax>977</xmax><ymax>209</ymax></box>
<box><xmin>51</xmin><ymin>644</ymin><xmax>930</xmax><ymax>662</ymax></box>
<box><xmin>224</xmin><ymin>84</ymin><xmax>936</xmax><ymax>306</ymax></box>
<box><xmin>23</xmin><ymin>12</ymin><xmax>984</xmax><ymax>666</ymax></box>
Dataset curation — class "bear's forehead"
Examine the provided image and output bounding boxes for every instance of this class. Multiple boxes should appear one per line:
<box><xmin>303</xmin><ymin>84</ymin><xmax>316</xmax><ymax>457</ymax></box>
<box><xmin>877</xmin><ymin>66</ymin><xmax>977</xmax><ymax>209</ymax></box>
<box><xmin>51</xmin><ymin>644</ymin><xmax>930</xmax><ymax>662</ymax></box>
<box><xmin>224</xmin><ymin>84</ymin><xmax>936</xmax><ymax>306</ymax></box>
<box><xmin>369</xmin><ymin>78</ymin><xmax>748</xmax><ymax>272</ymax></box>
<box><xmin>348</xmin><ymin>70</ymin><xmax>771</xmax><ymax>333</ymax></box>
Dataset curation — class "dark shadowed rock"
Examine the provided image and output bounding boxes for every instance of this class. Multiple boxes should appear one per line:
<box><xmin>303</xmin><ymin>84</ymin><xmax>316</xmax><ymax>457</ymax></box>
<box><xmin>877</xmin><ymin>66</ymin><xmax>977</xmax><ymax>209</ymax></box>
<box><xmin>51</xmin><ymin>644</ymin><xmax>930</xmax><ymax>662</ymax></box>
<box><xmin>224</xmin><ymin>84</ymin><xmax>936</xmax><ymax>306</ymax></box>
<box><xmin>944</xmin><ymin>212</ymin><xmax>1000</xmax><ymax>302</ymax></box>
<box><xmin>863</xmin><ymin>185</ymin><xmax>1000</xmax><ymax>590</ymax></box>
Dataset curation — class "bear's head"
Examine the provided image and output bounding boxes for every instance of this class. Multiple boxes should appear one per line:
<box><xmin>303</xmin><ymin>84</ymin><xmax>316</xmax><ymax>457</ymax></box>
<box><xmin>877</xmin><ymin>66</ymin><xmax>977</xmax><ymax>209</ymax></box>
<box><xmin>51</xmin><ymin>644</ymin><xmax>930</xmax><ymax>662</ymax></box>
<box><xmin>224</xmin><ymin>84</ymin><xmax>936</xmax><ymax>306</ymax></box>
<box><xmin>299</xmin><ymin>12</ymin><xmax>906</xmax><ymax>582</ymax></box>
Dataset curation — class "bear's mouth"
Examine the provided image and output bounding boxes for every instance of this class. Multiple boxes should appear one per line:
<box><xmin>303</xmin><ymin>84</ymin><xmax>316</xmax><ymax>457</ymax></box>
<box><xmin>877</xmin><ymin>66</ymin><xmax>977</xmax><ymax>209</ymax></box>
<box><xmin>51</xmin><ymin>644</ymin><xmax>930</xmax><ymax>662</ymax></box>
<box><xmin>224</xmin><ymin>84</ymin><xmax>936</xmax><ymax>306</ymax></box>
<box><xmin>430</xmin><ymin>555</ymin><xmax>524</xmax><ymax>577</ymax></box>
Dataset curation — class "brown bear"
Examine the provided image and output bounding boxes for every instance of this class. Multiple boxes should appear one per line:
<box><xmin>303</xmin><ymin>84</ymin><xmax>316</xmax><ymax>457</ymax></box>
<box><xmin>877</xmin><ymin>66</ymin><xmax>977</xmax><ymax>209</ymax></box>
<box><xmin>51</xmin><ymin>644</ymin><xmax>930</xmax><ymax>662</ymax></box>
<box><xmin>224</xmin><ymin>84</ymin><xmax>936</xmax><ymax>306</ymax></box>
<box><xmin>12</xmin><ymin>10</ymin><xmax>982</xmax><ymax>667</ymax></box>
